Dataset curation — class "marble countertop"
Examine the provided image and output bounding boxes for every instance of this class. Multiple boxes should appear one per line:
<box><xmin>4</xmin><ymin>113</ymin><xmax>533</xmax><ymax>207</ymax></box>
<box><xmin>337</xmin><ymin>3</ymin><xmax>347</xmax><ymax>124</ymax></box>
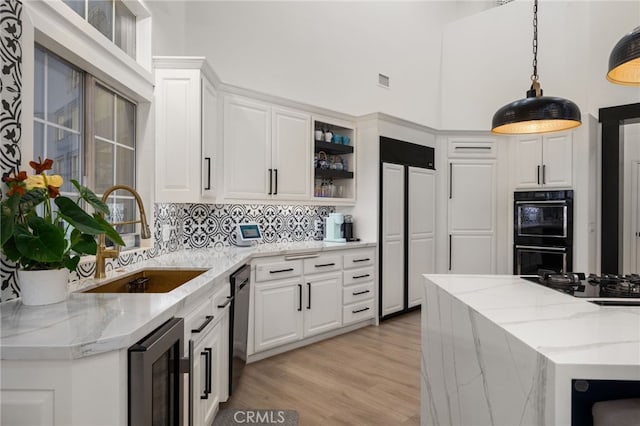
<box><xmin>1</xmin><ymin>241</ymin><xmax>375</xmax><ymax>360</ymax></box>
<box><xmin>423</xmin><ymin>274</ymin><xmax>640</xmax><ymax>366</ymax></box>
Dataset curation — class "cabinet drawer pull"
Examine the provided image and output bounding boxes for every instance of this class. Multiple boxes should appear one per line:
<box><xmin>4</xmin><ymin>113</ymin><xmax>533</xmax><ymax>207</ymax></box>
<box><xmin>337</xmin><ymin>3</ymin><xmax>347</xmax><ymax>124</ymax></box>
<box><xmin>352</xmin><ymin>290</ymin><xmax>370</xmax><ymax>296</ymax></box>
<box><xmin>270</xmin><ymin>268</ymin><xmax>294</xmax><ymax>274</ymax></box>
<box><xmin>191</xmin><ymin>315</ymin><xmax>214</xmax><ymax>333</ymax></box>
<box><xmin>542</xmin><ymin>164</ymin><xmax>546</xmax><ymax>184</ymax></box>
<box><xmin>217</xmin><ymin>296</ymin><xmax>234</xmax><ymax>308</ymax></box>
<box><xmin>537</xmin><ymin>165</ymin><xmax>540</xmax><ymax>185</ymax></box>
<box><xmin>268</xmin><ymin>168</ymin><xmax>273</xmax><ymax>195</ymax></box>
<box><xmin>307</xmin><ymin>282</ymin><xmax>311</xmax><ymax>310</ymax></box>
<box><xmin>352</xmin><ymin>258</ymin><xmax>370</xmax><ymax>263</ymax></box>
<box><xmin>274</xmin><ymin>168</ymin><xmax>278</xmax><ymax>195</ymax></box>
<box><xmin>204</xmin><ymin>157</ymin><xmax>211</xmax><ymax>190</ymax></box>
<box><xmin>352</xmin><ymin>307</ymin><xmax>370</xmax><ymax>314</ymax></box>
<box><xmin>200</xmin><ymin>348</ymin><xmax>212</xmax><ymax>399</ymax></box>
<box><xmin>314</xmin><ymin>262</ymin><xmax>335</xmax><ymax>268</ymax></box>
<box><xmin>298</xmin><ymin>284</ymin><xmax>302</xmax><ymax>311</ymax></box>
<box><xmin>353</xmin><ymin>274</ymin><xmax>370</xmax><ymax>279</ymax></box>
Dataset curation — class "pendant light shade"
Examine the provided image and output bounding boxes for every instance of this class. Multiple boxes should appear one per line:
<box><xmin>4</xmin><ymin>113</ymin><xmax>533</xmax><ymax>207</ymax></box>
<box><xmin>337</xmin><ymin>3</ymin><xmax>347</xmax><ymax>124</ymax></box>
<box><xmin>490</xmin><ymin>0</ymin><xmax>581</xmax><ymax>135</ymax></box>
<box><xmin>492</xmin><ymin>94</ymin><xmax>582</xmax><ymax>134</ymax></box>
<box><xmin>607</xmin><ymin>26</ymin><xmax>640</xmax><ymax>86</ymax></box>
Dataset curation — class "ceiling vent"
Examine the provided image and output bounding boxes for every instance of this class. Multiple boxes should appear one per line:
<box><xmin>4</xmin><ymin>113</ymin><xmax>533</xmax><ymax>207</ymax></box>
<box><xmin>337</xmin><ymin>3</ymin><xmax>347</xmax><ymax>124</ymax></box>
<box><xmin>378</xmin><ymin>73</ymin><xmax>390</xmax><ymax>88</ymax></box>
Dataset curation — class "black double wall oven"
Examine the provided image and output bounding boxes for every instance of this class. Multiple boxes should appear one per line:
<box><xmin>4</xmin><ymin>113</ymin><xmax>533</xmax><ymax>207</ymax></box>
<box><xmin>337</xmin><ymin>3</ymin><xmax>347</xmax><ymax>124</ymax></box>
<box><xmin>514</xmin><ymin>190</ymin><xmax>574</xmax><ymax>275</ymax></box>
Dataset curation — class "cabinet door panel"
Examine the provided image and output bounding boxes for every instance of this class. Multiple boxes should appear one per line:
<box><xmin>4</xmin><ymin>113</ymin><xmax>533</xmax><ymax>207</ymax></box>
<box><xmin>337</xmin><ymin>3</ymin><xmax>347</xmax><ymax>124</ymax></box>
<box><xmin>514</xmin><ymin>136</ymin><xmax>543</xmax><ymax>189</ymax></box>
<box><xmin>272</xmin><ymin>108</ymin><xmax>311</xmax><ymax>199</ymax></box>
<box><xmin>201</xmin><ymin>78</ymin><xmax>217</xmax><ymax>198</ymax></box>
<box><xmin>253</xmin><ymin>279</ymin><xmax>303</xmax><ymax>352</ymax></box>
<box><xmin>408</xmin><ymin>237</ymin><xmax>433</xmax><ymax>308</ymax></box>
<box><xmin>450</xmin><ymin>234</ymin><xmax>494</xmax><ymax>274</ymax></box>
<box><xmin>1</xmin><ymin>390</ymin><xmax>54</xmax><ymax>426</ymax></box>
<box><xmin>542</xmin><ymin>133</ymin><xmax>572</xmax><ymax>188</ymax></box>
<box><xmin>155</xmin><ymin>69</ymin><xmax>201</xmax><ymax>202</ymax></box>
<box><xmin>224</xmin><ymin>96</ymin><xmax>271</xmax><ymax>199</ymax></box>
<box><xmin>382</xmin><ymin>163</ymin><xmax>405</xmax><ymax>316</ymax></box>
<box><xmin>450</xmin><ymin>161</ymin><xmax>496</xmax><ymax>232</ymax></box>
<box><xmin>304</xmin><ymin>272</ymin><xmax>342</xmax><ymax>337</ymax></box>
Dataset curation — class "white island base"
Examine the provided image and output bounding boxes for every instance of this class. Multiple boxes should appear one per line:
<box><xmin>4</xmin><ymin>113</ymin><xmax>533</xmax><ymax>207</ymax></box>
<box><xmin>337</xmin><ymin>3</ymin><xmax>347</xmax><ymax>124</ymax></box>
<box><xmin>420</xmin><ymin>275</ymin><xmax>640</xmax><ymax>426</ymax></box>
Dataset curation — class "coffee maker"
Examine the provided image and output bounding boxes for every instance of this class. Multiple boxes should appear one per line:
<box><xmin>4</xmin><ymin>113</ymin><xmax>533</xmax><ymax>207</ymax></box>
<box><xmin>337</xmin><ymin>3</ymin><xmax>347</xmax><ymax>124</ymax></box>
<box><xmin>342</xmin><ymin>215</ymin><xmax>357</xmax><ymax>241</ymax></box>
<box><xmin>324</xmin><ymin>213</ymin><xmax>346</xmax><ymax>243</ymax></box>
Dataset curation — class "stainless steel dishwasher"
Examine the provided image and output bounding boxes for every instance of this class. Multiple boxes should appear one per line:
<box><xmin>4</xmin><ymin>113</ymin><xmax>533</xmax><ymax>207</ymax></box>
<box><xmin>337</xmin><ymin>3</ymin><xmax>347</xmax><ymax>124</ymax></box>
<box><xmin>226</xmin><ymin>264</ymin><xmax>251</xmax><ymax>398</ymax></box>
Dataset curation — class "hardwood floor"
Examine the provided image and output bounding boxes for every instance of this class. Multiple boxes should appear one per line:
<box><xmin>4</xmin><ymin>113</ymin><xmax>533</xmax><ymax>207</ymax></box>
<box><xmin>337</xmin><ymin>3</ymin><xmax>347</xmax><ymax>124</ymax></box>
<box><xmin>226</xmin><ymin>310</ymin><xmax>421</xmax><ymax>425</ymax></box>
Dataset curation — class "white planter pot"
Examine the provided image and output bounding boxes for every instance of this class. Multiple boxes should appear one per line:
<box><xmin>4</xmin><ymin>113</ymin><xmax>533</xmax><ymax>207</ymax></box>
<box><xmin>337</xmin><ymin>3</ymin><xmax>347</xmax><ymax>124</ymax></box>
<box><xmin>18</xmin><ymin>269</ymin><xmax>69</xmax><ymax>306</ymax></box>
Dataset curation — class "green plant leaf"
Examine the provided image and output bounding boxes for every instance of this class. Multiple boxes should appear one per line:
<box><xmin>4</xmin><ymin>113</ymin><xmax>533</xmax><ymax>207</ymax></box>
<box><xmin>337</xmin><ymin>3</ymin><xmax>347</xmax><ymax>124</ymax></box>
<box><xmin>55</xmin><ymin>197</ymin><xmax>105</xmax><ymax>235</ymax></box>
<box><xmin>14</xmin><ymin>218</ymin><xmax>65</xmax><ymax>263</ymax></box>
<box><xmin>71</xmin><ymin>179</ymin><xmax>109</xmax><ymax>215</ymax></box>
<box><xmin>0</xmin><ymin>193</ymin><xmax>19</xmax><ymax>246</ymax></box>
<box><xmin>19</xmin><ymin>189</ymin><xmax>47</xmax><ymax>213</ymax></box>
<box><xmin>64</xmin><ymin>255</ymin><xmax>81</xmax><ymax>272</ymax></box>
<box><xmin>71</xmin><ymin>233</ymin><xmax>97</xmax><ymax>255</ymax></box>
<box><xmin>1</xmin><ymin>236</ymin><xmax>22</xmax><ymax>262</ymax></box>
<box><xmin>93</xmin><ymin>214</ymin><xmax>125</xmax><ymax>246</ymax></box>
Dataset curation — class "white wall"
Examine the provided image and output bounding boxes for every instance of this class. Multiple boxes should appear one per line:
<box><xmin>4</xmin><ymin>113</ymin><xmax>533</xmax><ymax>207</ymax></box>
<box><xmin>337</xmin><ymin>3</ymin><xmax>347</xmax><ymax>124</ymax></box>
<box><xmin>148</xmin><ymin>1</ymin><xmax>498</xmax><ymax>128</ymax></box>
<box><xmin>441</xmin><ymin>0</ymin><xmax>640</xmax><ymax>131</ymax></box>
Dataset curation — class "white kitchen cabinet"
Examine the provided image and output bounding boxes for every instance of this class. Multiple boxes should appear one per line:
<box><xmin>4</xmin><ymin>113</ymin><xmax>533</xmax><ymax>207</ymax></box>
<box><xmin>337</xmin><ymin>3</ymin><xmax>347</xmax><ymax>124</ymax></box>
<box><xmin>254</xmin><ymin>277</ymin><xmax>305</xmax><ymax>352</ymax></box>
<box><xmin>154</xmin><ymin>57</ymin><xmax>219</xmax><ymax>203</ymax></box>
<box><xmin>192</xmin><ymin>319</ymin><xmax>222</xmax><ymax>426</ymax></box>
<box><xmin>381</xmin><ymin>163</ymin><xmax>405</xmax><ymax>317</ymax></box>
<box><xmin>381</xmin><ymin>163</ymin><xmax>435</xmax><ymax>316</ymax></box>
<box><xmin>342</xmin><ymin>248</ymin><xmax>376</xmax><ymax>325</ymax></box>
<box><xmin>303</xmin><ymin>272</ymin><xmax>343</xmax><ymax>337</ymax></box>
<box><xmin>513</xmin><ymin>132</ymin><xmax>572</xmax><ymax>189</ymax></box>
<box><xmin>448</xmin><ymin>159</ymin><xmax>496</xmax><ymax>274</ymax></box>
<box><xmin>408</xmin><ymin>167</ymin><xmax>435</xmax><ymax>308</ymax></box>
<box><xmin>223</xmin><ymin>95</ymin><xmax>311</xmax><ymax>201</ymax></box>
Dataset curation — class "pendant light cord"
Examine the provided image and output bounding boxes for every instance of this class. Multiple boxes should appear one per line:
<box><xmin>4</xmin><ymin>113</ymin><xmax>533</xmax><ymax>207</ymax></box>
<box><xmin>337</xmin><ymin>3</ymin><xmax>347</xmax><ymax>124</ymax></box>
<box><xmin>530</xmin><ymin>0</ymin><xmax>541</xmax><ymax>95</ymax></box>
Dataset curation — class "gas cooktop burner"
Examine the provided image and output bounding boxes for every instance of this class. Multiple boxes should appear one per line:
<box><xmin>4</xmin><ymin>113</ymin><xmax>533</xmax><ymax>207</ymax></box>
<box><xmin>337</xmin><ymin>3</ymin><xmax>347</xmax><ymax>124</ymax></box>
<box><xmin>587</xmin><ymin>274</ymin><xmax>640</xmax><ymax>298</ymax></box>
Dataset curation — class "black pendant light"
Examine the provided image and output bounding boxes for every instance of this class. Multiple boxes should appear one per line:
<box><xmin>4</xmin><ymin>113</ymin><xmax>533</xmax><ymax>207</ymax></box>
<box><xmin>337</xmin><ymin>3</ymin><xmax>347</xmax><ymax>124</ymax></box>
<box><xmin>491</xmin><ymin>0</ymin><xmax>581</xmax><ymax>135</ymax></box>
<box><xmin>607</xmin><ymin>26</ymin><xmax>640</xmax><ymax>86</ymax></box>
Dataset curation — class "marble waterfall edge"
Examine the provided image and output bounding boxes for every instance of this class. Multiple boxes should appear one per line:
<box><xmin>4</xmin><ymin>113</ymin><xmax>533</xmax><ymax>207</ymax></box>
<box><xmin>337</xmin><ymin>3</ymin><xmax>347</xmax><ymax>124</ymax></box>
<box><xmin>421</xmin><ymin>278</ymin><xmax>555</xmax><ymax>426</ymax></box>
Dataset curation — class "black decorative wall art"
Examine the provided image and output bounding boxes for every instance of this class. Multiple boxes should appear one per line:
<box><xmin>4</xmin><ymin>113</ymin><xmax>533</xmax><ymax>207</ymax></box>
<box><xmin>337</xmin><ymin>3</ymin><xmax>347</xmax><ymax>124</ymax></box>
<box><xmin>0</xmin><ymin>0</ymin><xmax>22</xmax><ymax>302</ymax></box>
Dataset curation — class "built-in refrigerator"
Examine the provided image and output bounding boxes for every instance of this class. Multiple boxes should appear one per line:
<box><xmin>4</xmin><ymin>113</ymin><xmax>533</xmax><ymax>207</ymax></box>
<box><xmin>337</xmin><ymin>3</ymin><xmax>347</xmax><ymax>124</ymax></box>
<box><xmin>379</xmin><ymin>136</ymin><xmax>435</xmax><ymax>319</ymax></box>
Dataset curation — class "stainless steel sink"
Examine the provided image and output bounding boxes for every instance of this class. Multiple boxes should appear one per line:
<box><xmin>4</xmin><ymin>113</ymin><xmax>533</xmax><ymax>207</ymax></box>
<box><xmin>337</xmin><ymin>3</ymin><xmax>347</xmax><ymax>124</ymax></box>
<box><xmin>83</xmin><ymin>268</ymin><xmax>207</xmax><ymax>293</ymax></box>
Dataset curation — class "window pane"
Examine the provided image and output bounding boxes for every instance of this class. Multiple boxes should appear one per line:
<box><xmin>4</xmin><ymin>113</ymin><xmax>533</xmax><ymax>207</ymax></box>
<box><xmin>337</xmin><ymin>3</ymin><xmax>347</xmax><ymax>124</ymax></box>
<box><xmin>115</xmin><ymin>0</ymin><xmax>136</xmax><ymax>58</ymax></box>
<box><xmin>34</xmin><ymin>122</ymin><xmax>45</xmax><ymax>162</ymax></box>
<box><xmin>116</xmin><ymin>97</ymin><xmax>135</xmax><ymax>147</ymax></box>
<box><xmin>46</xmin><ymin>126</ymin><xmax>81</xmax><ymax>194</ymax></box>
<box><xmin>116</xmin><ymin>146</ymin><xmax>134</xmax><ymax>186</ymax></box>
<box><xmin>88</xmin><ymin>0</ymin><xmax>113</xmax><ymax>41</ymax></box>
<box><xmin>95</xmin><ymin>139</ymin><xmax>114</xmax><ymax>193</ymax></box>
<box><xmin>34</xmin><ymin>48</ymin><xmax>45</xmax><ymax>120</ymax></box>
<box><xmin>63</xmin><ymin>0</ymin><xmax>86</xmax><ymax>18</ymax></box>
<box><xmin>108</xmin><ymin>198</ymin><xmax>135</xmax><ymax>235</ymax></box>
<box><xmin>47</xmin><ymin>54</ymin><xmax>82</xmax><ymax>131</ymax></box>
<box><xmin>95</xmin><ymin>85</ymin><xmax>114</xmax><ymax>140</ymax></box>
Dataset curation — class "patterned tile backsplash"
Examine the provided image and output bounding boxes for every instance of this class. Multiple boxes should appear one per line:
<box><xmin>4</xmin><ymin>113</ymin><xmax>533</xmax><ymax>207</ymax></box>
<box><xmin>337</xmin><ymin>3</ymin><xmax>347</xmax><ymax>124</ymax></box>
<box><xmin>157</xmin><ymin>203</ymin><xmax>335</xmax><ymax>250</ymax></box>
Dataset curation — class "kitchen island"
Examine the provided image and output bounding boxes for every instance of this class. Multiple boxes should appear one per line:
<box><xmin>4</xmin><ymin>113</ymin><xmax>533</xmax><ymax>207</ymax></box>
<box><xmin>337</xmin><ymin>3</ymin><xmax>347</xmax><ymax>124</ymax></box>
<box><xmin>421</xmin><ymin>274</ymin><xmax>640</xmax><ymax>426</ymax></box>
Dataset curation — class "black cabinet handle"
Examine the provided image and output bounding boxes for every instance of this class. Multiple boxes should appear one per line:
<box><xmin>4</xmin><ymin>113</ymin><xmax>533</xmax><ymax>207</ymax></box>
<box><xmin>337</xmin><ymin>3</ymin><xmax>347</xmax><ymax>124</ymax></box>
<box><xmin>191</xmin><ymin>315</ymin><xmax>214</xmax><ymax>333</ymax></box>
<box><xmin>217</xmin><ymin>296</ymin><xmax>234</xmax><ymax>308</ymax></box>
<box><xmin>542</xmin><ymin>164</ymin><xmax>546</xmax><ymax>184</ymax></box>
<box><xmin>270</xmin><ymin>268</ymin><xmax>294</xmax><ymax>274</ymax></box>
<box><xmin>307</xmin><ymin>282</ymin><xmax>311</xmax><ymax>309</ymax></box>
<box><xmin>353</xmin><ymin>290</ymin><xmax>370</xmax><ymax>296</ymax></box>
<box><xmin>200</xmin><ymin>348</ymin><xmax>212</xmax><ymax>399</ymax></box>
<box><xmin>314</xmin><ymin>263</ymin><xmax>335</xmax><ymax>268</ymax></box>
<box><xmin>352</xmin><ymin>258</ymin><xmax>370</xmax><ymax>263</ymax></box>
<box><xmin>352</xmin><ymin>307</ymin><xmax>370</xmax><ymax>314</ymax></box>
<box><xmin>449</xmin><ymin>163</ymin><xmax>453</xmax><ymax>199</ymax></box>
<box><xmin>537</xmin><ymin>165</ymin><xmax>540</xmax><ymax>185</ymax></box>
<box><xmin>274</xmin><ymin>168</ymin><xmax>278</xmax><ymax>195</ymax></box>
<box><xmin>353</xmin><ymin>274</ymin><xmax>370</xmax><ymax>279</ymax></box>
<box><xmin>204</xmin><ymin>157</ymin><xmax>211</xmax><ymax>190</ymax></box>
<box><xmin>297</xmin><ymin>284</ymin><xmax>302</xmax><ymax>311</ymax></box>
<box><xmin>449</xmin><ymin>234</ymin><xmax>452</xmax><ymax>271</ymax></box>
<box><xmin>268</xmin><ymin>168</ymin><xmax>273</xmax><ymax>195</ymax></box>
